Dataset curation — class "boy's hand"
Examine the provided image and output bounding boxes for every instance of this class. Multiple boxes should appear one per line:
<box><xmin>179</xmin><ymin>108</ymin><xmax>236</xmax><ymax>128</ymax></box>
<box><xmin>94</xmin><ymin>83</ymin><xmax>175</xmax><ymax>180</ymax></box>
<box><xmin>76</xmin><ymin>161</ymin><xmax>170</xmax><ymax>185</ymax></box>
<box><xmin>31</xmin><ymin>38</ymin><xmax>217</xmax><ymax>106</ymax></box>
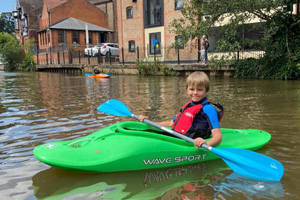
<box><xmin>138</xmin><ymin>115</ymin><xmax>148</xmax><ymax>122</ymax></box>
<box><xmin>193</xmin><ymin>137</ymin><xmax>206</xmax><ymax>149</ymax></box>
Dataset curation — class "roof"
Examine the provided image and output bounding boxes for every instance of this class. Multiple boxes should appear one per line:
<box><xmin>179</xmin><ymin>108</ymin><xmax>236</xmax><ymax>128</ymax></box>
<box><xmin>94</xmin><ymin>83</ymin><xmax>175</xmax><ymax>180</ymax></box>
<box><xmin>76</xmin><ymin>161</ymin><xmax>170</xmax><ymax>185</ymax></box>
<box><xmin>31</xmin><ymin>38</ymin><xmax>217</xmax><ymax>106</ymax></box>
<box><xmin>49</xmin><ymin>17</ymin><xmax>113</xmax><ymax>32</ymax></box>
<box><xmin>18</xmin><ymin>0</ymin><xmax>43</xmax><ymax>15</ymax></box>
<box><xmin>18</xmin><ymin>0</ymin><xmax>43</xmax><ymax>29</ymax></box>
<box><xmin>46</xmin><ymin>0</ymin><xmax>68</xmax><ymax>11</ymax></box>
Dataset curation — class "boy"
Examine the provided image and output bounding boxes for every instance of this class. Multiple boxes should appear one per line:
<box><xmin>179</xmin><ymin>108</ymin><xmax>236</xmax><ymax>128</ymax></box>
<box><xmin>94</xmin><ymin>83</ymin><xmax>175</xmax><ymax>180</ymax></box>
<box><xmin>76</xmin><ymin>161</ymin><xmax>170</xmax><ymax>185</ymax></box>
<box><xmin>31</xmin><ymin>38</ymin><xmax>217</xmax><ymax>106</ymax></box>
<box><xmin>93</xmin><ymin>66</ymin><xmax>101</xmax><ymax>75</ymax></box>
<box><xmin>138</xmin><ymin>72</ymin><xmax>222</xmax><ymax>148</ymax></box>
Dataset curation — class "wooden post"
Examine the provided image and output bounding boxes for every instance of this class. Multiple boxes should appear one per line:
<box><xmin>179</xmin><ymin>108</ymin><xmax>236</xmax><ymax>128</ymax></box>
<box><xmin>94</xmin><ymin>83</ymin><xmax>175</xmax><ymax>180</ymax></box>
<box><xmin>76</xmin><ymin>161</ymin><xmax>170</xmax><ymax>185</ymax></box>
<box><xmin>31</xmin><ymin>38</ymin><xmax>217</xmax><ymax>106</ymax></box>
<box><xmin>122</xmin><ymin>47</ymin><xmax>124</xmax><ymax>65</ymax></box>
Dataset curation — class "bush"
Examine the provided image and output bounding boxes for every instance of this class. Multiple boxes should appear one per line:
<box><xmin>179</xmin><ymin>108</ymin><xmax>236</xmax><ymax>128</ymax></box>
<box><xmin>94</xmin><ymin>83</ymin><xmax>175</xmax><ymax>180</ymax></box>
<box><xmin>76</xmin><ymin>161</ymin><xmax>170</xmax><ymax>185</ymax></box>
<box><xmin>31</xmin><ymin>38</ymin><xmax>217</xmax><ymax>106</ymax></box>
<box><xmin>136</xmin><ymin>59</ymin><xmax>179</xmax><ymax>76</ymax></box>
<box><xmin>234</xmin><ymin>58</ymin><xmax>261</xmax><ymax>78</ymax></box>
<box><xmin>235</xmin><ymin>13</ymin><xmax>300</xmax><ymax>79</ymax></box>
<box><xmin>261</xmin><ymin>13</ymin><xmax>300</xmax><ymax>79</ymax></box>
<box><xmin>21</xmin><ymin>38</ymin><xmax>36</xmax><ymax>71</ymax></box>
<box><xmin>0</xmin><ymin>33</ymin><xmax>24</xmax><ymax>71</ymax></box>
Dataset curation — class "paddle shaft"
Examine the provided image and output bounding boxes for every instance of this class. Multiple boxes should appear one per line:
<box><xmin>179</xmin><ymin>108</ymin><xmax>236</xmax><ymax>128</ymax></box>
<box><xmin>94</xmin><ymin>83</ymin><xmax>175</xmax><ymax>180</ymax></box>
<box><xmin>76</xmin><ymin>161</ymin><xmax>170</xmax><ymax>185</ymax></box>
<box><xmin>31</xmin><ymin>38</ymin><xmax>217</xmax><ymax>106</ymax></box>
<box><xmin>131</xmin><ymin>114</ymin><xmax>212</xmax><ymax>151</ymax></box>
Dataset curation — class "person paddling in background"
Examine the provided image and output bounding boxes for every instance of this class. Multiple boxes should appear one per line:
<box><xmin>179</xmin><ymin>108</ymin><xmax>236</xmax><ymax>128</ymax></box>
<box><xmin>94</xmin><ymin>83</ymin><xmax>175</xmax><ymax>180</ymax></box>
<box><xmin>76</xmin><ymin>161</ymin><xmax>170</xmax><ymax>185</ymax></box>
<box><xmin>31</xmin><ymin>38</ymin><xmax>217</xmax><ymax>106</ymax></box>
<box><xmin>138</xmin><ymin>71</ymin><xmax>223</xmax><ymax>148</ymax></box>
<box><xmin>93</xmin><ymin>66</ymin><xmax>101</xmax><ymax>75</ymax></box>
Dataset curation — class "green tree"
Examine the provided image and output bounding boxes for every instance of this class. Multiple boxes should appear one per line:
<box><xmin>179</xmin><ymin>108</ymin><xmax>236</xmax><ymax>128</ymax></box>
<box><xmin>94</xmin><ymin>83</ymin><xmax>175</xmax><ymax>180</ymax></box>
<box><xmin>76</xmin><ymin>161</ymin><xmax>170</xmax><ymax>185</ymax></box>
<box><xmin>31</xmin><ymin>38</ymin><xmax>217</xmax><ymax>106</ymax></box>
<box><xmin>22</xmin><ymin>38</ymin><xmax>36</xmax><ymax>71</ymax></box>
<box><xmin>0</xmin><ymin>12</ymin><xmax>15</xmax><ymax>33</ymax></box>
<box><xmin>0</xmin><ymin>33</ymin><xmax>24</xmax><ymax>71</ymax></box>
<box><xmin>170</xmin><ymin>0</ymin><xmax>285</xmax><ymax>50</ymax></box>
<box><xmin>170</xmin><ymin>0</ymin><xmax>300</xmax><ymax>79</ymax></box>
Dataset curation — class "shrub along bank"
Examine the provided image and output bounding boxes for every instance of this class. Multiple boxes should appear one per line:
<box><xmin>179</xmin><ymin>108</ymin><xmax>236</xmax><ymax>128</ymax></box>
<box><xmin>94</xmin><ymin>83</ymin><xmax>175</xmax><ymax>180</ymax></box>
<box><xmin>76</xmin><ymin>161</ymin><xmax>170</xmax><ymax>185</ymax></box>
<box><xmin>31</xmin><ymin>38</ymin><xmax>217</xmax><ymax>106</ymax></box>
<box><xmin>234</xmin><ymin>13</ymin><xmax>300</xmax><ymax>80</ymax></box>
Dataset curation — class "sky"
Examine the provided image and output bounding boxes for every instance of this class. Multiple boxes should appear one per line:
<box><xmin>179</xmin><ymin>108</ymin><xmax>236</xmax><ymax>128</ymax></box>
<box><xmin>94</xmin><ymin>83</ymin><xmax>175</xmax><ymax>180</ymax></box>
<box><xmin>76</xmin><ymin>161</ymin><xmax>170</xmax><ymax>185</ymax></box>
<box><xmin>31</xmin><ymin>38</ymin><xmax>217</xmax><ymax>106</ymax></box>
<box><xmin>0</xmin><ymin>0</ymin><xmax>17</xmax><ymax>13</ymax></box>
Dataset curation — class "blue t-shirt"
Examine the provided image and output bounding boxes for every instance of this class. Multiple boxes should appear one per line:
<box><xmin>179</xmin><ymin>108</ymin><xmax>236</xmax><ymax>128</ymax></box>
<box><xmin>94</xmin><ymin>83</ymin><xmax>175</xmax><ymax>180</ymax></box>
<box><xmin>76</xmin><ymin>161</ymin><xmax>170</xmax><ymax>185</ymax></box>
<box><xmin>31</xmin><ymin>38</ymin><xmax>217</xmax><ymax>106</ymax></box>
<box><xmin>173</xmin><ymin>98</ymin><xmax>220</xmax><ymax>130</ymax></box>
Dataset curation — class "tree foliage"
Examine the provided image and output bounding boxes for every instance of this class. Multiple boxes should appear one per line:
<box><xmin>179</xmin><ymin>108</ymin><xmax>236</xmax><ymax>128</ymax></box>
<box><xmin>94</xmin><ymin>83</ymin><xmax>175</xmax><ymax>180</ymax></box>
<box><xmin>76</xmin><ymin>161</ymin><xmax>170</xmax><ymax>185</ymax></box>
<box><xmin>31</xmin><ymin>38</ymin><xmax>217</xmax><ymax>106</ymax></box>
<box><xmin>0</xmin><ymin>12</ymin><xmax>15</xmax><ymax>33</ymax></box>
<box><xmin>22</xmin><ymin>38</ymin><xmax>36</xmax><ymax>71</ymax></box>
<box><xmin>170</xmin><ymin>0</ymin><xmax>300</xmax><ymax>79</ymax></box>
<box><xmin>0</xmin><ymin>33</ymin><xmax>24</xmax><ymax>71</ymax></box>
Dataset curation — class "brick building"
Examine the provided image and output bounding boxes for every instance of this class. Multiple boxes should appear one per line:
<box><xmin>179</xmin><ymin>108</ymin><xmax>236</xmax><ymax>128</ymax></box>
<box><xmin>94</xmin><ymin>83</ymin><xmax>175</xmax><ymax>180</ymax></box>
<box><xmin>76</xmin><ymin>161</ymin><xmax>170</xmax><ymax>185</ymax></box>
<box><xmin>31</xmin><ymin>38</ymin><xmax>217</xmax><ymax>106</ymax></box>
<box><xmin>90</xmin><ymin>0</ymin><xmax>118</xmax><ymax>43</ymax></box>
<box><xmin>116</xmin><ymin>0</ymin><xmax>200</xmax><ymax>63</ymax></box>
<box><xmin>37</xmin><ymin>0</ymin><xmax>113</xmax><ymax>52</ymax></box>
<box><xmin>12</xmin><ymin>0</ymin><xmax>44</xmax><ymax>45</ymax></box>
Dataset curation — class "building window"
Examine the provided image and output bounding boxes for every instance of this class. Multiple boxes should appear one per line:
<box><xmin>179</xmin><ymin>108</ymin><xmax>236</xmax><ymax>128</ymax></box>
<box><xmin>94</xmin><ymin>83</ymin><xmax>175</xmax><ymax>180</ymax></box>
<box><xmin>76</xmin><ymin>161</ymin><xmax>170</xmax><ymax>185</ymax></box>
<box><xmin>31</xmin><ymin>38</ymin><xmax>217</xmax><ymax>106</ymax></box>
<box><xmin>72</xmin><ymin>31</ymin><xmax>80</xmax><ymax>44</ymax></box>
<box><xmin>175</xmin><ymin>35</ymin><xmax>184</xmax><ymax>49</ymax></box>
<box><xmin>175</xmin><ymin>0</ymin><xmax>184</xmax><ymax>10</ymax></box>
<box><xmin>85</xmin><ymin>32</ymin><xmax>93</xmax><ymax>45</ymax></box>
<box><xmin>144</xmin><ymin>0</ymin><xmax>163</xmax><ymax>27</ymax></box>
<box><xmin>126</xmin><ymin>6</ymin><xmax>133</xmax><ymax>19</ymax></box>
<box><xmin>99</xmin><ymin>32</ymin><xmax>107</xmax><ymax>43</ymax></box>
<box><xmin>149</xmin><ymin>32</ymin><xmax>161</xmax><ymax>55</ymax></box>
<box><xmin>42</xmin><ymin>32</ymin><xmax>45</xmax><ymax>45</ymax></box>
<box><xmin>58</xmin><ymin>30</ymin><xmax>66</xmax><ymax>44</ymax></box>
<box><xmin>129</xmin><ymin>40</ymin><xmax>135</xmax><ymax>52</ymax></box>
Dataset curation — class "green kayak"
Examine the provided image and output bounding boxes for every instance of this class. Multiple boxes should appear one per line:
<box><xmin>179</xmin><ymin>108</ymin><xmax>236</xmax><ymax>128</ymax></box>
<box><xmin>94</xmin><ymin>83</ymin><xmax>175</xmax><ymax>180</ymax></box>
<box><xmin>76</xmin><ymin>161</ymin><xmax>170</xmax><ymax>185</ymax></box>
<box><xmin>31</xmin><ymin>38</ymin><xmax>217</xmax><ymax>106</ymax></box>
<box><xmin>33</xmin><ymin>121</ymin><xmax>271</xmax><ymax>172</ymax></box>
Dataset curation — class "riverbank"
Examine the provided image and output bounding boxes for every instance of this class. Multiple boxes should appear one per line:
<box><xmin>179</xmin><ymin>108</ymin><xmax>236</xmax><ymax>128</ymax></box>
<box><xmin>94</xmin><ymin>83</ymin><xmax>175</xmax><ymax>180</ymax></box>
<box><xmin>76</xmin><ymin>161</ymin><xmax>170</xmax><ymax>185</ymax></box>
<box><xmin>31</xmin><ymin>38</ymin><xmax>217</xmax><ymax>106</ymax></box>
<box><xmin>36</xmin><ymin>63</ymin><xmax>235</xmax><ymax>77</ymax></box>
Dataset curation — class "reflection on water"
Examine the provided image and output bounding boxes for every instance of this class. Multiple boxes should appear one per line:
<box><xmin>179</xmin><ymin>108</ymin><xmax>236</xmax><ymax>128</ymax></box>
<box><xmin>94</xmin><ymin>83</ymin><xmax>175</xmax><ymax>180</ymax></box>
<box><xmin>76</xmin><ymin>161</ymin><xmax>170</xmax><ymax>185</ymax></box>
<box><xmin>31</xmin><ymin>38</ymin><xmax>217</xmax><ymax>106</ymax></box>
<box><xmin>0</xmin><ymin>72</ymin><xmax>299</xmax><ymax>199</ymax></box>
<box><xmin>32</xmin><ymin>161</ymin><xmax>228</xmax><ymax>200</ymax></box>
<box><xmin>32</xmin><ymin>161</ymin><xmax>284</xmax><ymax>200</ymax></box>
<box><xmin>211</xmin><ymin>173</ymin><xmax>284</xmax><ymax>200</ymax></box>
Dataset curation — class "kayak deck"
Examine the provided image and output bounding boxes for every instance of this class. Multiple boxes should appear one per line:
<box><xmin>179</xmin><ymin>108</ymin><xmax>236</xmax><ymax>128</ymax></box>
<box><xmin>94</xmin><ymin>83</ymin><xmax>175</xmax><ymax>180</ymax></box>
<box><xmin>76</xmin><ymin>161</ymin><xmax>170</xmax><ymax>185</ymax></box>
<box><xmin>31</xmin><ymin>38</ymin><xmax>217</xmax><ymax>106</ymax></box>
<box><xmin>88</xmin><ymin>73</ymin><xmax>110</xmax><ymax>78</ymax></box>
<box><xmin>33</xmin><ymin>121</ymin><xmax>271</xmax><ymax>172</ymax></box>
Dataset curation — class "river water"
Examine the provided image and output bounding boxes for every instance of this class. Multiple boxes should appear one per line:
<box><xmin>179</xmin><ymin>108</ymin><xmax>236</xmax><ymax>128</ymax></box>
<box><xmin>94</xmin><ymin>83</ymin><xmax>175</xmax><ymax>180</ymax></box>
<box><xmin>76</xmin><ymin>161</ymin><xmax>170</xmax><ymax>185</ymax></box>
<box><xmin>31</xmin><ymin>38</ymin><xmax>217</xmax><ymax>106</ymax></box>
<box><xmin>0</xmin><ymin>72</ymin><xmax>299</xmax><ymax>200</ymax></box>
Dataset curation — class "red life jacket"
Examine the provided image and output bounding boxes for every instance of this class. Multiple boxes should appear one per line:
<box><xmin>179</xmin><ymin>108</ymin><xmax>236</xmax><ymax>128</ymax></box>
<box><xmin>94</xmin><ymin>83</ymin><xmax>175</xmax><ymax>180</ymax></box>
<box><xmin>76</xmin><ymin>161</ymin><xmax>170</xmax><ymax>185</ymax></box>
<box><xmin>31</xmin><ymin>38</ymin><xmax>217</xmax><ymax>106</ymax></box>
<box><xmin>171</xmin><ymin>102</ymin><xmax>203</xmax><ymax>134</ymax></box>
<box><xmin>171</xmin><ymin>102</ymin><xmax>224</xmax><ymax>135</ymax></box>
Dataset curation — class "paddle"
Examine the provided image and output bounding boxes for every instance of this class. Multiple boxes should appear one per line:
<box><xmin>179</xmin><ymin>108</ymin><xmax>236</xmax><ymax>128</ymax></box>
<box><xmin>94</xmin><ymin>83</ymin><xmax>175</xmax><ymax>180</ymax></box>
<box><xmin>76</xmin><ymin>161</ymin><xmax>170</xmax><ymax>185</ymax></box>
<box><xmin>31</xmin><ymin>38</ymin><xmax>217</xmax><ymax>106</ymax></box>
<box><xmin>97</xmin><ymin>99</ymin><xmax>284</xmax><ymax>181</ymax></box>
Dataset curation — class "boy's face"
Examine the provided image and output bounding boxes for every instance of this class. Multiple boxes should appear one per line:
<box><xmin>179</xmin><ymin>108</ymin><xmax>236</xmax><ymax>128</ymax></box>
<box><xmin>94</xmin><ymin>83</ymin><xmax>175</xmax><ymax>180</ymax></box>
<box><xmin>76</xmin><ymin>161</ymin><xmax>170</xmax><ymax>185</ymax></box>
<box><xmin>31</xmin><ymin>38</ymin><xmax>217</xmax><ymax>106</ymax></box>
<box><xmin>186</xmin><ymin>84</ymin><xmax>207</xmax><ymax>102</ymax></box>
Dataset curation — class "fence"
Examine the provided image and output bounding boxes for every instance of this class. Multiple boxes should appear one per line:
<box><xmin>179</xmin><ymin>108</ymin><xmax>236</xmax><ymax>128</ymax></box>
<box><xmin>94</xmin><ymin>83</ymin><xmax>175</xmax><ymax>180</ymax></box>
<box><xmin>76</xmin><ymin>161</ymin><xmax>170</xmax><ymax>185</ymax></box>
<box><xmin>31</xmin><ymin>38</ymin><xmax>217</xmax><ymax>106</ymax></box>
<box><xmin>32</xmin><ymin>44</ymin><xmax>265</xmax><ymax>66</ymax></box>
<box><xmin>32</xmin><ymin>45</ymin><xmax>119</xmax><ymax>66</ymax></box>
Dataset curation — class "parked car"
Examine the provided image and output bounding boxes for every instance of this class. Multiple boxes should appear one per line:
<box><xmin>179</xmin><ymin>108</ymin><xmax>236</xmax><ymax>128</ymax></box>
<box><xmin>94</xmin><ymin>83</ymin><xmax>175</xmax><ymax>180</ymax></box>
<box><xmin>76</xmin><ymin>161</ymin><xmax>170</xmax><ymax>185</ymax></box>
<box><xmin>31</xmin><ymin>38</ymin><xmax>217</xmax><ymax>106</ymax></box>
<box><xmin>100</xmin><ymin>43</ymin><xmax>119</xmax><ymax>57</ymax></box>
<box><xmin>84</xmin><ymin>44</ymin><xmax>103</xmax><ymax>57</ymax></box>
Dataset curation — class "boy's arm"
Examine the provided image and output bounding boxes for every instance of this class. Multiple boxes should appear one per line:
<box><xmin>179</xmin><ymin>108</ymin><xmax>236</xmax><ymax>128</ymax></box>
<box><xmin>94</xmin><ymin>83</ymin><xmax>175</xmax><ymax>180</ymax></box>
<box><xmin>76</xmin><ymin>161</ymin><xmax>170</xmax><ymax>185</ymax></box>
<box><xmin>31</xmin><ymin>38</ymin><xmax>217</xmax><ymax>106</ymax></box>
<box><xmin>138</xmin><ymin>115</ymin><xmax>173</xmax><ymax>127</ymax></box>
<box><xmin>193</xmin><ymin>128</ymin><xmax>222</xmax><ymax>148</ymax></box>
<box><xmin>206</xmin><ymin>128</ymin><xmax>222</xmax><ymax>146</ymax></box>
<box><xmin>157</xmin><ymin>120</ymin><xmax>174</xmax><ymax>127</ymax></box>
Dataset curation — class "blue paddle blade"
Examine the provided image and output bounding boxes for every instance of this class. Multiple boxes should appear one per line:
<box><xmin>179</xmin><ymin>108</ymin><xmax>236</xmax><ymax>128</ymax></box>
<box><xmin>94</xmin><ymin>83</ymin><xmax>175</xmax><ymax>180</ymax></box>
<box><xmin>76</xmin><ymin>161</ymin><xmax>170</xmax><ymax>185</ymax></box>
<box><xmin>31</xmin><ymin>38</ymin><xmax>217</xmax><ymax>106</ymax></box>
<box><xmin>106</xmin><ymin>73</ymin><xmax>111</xmax><ymax>75</ymax></box>
<box><xmin>211</xmin><ymin>148</ymin><xmax>284</xmax><ymax>181</ymax></box>
<box><xmin>85</xmin><ymin>73</ymin><xmax>93</xmax><ymax>76</ymax></box>
<box><xmin>97</xmin><ymin>99</ymin><xmax>133</xmax><ymax>117</ymax></box>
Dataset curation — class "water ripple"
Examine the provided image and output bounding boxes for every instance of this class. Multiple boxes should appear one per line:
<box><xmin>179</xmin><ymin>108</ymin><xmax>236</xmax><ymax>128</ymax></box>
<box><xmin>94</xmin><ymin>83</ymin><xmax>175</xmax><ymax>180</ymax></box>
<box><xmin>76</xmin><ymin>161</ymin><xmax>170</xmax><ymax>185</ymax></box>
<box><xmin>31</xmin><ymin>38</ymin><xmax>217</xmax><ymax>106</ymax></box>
<box><xmin>0</xmin><ymin>72</ymin><xmax>299</xmax><ymax>199</ymax></box>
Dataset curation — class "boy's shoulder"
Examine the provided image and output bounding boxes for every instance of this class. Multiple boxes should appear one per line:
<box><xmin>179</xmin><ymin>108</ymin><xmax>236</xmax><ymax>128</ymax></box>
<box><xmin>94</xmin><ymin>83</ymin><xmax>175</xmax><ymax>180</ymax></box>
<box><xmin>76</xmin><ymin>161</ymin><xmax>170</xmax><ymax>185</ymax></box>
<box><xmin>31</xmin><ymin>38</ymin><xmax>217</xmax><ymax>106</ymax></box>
<box><xmin>202</xmin><ymin>103</ymin><xmax>217</xmax><ymax>113</ymax></box>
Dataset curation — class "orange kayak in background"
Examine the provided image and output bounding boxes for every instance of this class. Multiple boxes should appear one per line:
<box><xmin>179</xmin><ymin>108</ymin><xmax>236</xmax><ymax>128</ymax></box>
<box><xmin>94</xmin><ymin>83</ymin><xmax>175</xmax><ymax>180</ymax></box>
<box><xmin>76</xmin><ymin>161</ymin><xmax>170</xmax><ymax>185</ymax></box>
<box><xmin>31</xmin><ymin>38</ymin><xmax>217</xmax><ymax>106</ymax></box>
<box><xmin>88</xmin><ymin>73</ymin><xmax>110</xmax><ymax>78</ymax></box>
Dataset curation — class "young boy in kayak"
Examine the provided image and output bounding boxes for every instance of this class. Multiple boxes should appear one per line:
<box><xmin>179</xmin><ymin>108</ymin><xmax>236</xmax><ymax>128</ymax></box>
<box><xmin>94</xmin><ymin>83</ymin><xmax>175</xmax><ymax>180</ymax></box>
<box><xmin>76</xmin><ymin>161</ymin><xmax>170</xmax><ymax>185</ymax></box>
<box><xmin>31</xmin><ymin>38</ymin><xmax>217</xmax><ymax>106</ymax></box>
<box><xmin>138</xmin><ymin>71</ymin><xmax>222</xmax><ymax>149</ymax></box>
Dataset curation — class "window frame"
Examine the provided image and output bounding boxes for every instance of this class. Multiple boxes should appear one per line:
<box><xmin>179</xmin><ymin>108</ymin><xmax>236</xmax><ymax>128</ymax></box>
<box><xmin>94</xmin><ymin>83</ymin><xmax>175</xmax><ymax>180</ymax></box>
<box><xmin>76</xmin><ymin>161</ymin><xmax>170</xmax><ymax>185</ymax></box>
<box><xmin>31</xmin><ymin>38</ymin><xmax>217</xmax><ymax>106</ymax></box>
<box><xmin>58</xmin><ymin>30</ymin><xmax>66</xmax><ymax>44</ymax></box>
<box><xmin>85</xmin><ymin>32</ymin><xmax>93</xmax><ymax>45</ymax></box>
<box><xmin>144</xmin><ymin>0</ymin><xmax>164</xmax><ymax>28</ymax></box>
<box><xmin>126</xmin><ymin>6</ymin><xmax>133</xmax><ymax>19</ymax></box>
<box><xmin>149</xmin><ymin>32</ymin><xmax>161</xmax><ymax>55</ymax></box>
<box><xmin>128</xmin><ymin>40</ymin><xmax>135</xmax><ymax>52</ymax></box>
<box><xmin>175</xmin><ymin>0</ymin><xmax>184</xmax><ymax>10</ymax></box>
<box><xmin>175</xmin><ymin>35</ymin><xmax>184</xmax><ymax>49</ymax></box>
<box><xmin>72</xmin><ymin>31</ymin><xmax>80</xmax><ymax>44</ymax></box>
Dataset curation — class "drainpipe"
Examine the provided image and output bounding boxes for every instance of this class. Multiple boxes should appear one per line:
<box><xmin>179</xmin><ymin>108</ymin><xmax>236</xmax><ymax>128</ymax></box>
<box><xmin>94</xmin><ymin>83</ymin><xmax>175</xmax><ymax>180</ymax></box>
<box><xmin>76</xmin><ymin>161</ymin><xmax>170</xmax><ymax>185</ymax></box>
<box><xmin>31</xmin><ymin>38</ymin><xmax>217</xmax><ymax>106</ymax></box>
<box><xmin>85</xmin><ymin>23</ymin><xmax>89</xmax><ymax>48</ymax></box>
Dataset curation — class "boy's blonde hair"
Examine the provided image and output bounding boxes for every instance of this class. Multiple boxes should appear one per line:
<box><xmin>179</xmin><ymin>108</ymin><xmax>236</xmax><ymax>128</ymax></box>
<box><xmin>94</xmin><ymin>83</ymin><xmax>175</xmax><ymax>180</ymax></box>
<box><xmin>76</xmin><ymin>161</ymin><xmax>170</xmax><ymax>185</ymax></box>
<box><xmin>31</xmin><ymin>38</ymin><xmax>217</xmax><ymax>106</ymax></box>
<box><xmin>186</xmin><ymin>72</ymin><xmax>210</xmax><ymax>92</ymax></box>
